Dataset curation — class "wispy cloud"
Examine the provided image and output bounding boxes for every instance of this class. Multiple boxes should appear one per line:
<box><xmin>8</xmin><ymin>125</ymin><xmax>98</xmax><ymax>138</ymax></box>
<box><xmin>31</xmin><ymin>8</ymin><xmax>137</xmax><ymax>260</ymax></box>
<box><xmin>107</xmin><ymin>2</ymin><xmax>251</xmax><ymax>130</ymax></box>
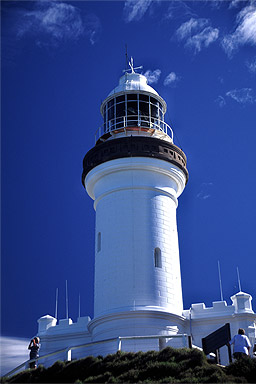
<box><xmin>15</xmin><ymin>1</ymin><xmax>100</xmax><ymax>47</ymax></box>
<box><xmin>83</xmin><ymin>14</ymin><xmax>101</xmax><ymax>46</ymax></box>
<box><xmin>222</xmin><ymin>4</ymin><xmax>256</xmax><ymax>57</ymax></box>
<box><xmin>196</xmin><ymin>182</ymin><xmax>213</xmax><ymax>200</ymax></box>
<box><xmin>123</xmin><ymin>0</ymin><xmax>154</xmax><ymax>22</ymax></box>
<box><xmin>226</xmin><ymin>88</ymin><xmax>256</xmax><ymax>104</ymax></box>
<box><xmin>246</xmin><ymin>56</ymin><xmax>256</xmax><ymax>73</ymax></box>
<box><xmin>215</xmin><ymin>88</ymin><xmax>256</xmax><ymax>107</ymax></box>
<box><xmin>17</xmin><ymin>2</ymin><xmax>83</xmax><ymax>43</ymax></box>
<box><xmin>143</xmin><ymin>69</ymin><xmax>161</xmax><ymax>84</ymax></box>
<box><xmin>176</xmin><ymin>18</ymin><xmax>219</xmax><ymax>54</ymax></box>
<box><xmin>228</xmin><ymin>0</ymin><xmax>241</xmax><ymax>9</ymax></box>
<box><xmin>165</xmin><ymin>1</ymin><xmax>196</xmax><ymax>20</ymax></box>
<box><xmin>164</xmin><ymin>72</ymin><xmax>181</xmax><ymax>87</ymax></box>
<box><xmin>215</xmin><ymin>95</ymin><xmax>226</xmax><ymax>108</ymax></box>
<box><xmin>0</xmin><ymin>336</ymin><xmax>29</xmax><ymax>376</ymax></box>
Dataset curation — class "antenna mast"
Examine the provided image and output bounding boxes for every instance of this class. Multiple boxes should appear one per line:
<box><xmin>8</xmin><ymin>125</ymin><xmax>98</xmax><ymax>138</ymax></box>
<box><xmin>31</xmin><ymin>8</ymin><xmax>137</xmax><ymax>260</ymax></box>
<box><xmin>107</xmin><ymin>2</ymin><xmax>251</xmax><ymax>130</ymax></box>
<box><xmin>55</xmin><ymin>287</ymin><xmax>58</xmax><ymax>319</ymax></box>
<box><xmin>217</xmin><ymin>260</ymin><xmax>224</xmax><ymax>301</ymax></box>
<box><xmin>66</xmin><ymin>280</ymin><xmax>69</xmax><ymax>319</ymax></box>
<box><xmin>78</xmin><ymin>293</ymin><xmax>81</xmax><ymax>318</ymax></box>
<box><xmin>125</xmin><ymin>44</ymin><xmax>128</xmax><ymax>71</ymax></box>
<box><xmin>237</xmin><ymin>267</ymin><xmax>242</xmax><ymax>292</ymax></box>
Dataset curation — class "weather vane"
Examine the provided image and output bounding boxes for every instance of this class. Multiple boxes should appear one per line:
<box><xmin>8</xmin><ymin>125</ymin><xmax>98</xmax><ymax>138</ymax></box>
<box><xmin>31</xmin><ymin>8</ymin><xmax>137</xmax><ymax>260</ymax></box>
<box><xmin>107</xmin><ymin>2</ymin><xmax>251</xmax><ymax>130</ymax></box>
<box><xmin>123</xmin><ymin>56</ymin><xmax>143</xmax><ymax>74</ymax></box>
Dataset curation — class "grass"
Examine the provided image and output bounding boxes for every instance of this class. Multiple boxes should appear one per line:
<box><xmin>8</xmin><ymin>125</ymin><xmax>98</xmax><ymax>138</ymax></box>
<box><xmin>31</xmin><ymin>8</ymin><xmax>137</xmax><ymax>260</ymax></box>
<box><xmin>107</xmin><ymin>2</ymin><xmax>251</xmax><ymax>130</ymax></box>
<box><xmin>2</xmin><ymin>347</ymin><xmax>255</xmax><ymax>383</ymax></box>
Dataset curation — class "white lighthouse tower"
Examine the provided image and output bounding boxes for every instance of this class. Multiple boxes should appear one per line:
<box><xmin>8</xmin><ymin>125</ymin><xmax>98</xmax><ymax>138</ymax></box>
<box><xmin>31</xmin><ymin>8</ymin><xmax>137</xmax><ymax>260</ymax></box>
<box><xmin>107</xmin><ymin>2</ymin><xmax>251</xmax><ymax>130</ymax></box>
<box><xmin>82</xmin><ymin>61</ymin><xmax>189</xmax><ymax>353</ymax></box>
<box><xmin>35</xmin><ymin>62</ymin><xmax>255</xmax><ymax>368</ymax></box>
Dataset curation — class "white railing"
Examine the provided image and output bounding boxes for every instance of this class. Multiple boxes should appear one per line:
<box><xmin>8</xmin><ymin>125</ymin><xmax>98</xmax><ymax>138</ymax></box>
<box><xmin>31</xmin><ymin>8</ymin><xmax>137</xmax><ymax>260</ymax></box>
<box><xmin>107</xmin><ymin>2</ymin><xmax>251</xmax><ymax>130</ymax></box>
<box><xmin>95</xmin><ymin>115</ymin><xmax>173</xmax><ymax>143</ymax></box>
<box><xmin>3</xmin><ymin>334</ymin><xmax>190</xmax><ymax>378</ymax></box>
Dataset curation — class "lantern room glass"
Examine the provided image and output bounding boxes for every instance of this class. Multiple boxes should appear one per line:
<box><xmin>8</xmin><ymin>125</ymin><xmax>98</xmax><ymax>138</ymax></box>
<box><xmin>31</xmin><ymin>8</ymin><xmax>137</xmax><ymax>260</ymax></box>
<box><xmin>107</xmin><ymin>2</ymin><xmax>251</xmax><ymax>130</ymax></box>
<box><xmin>103</xmin><ymin>94</ymin><xmax>164</xmax><ymax>133</ymax></box>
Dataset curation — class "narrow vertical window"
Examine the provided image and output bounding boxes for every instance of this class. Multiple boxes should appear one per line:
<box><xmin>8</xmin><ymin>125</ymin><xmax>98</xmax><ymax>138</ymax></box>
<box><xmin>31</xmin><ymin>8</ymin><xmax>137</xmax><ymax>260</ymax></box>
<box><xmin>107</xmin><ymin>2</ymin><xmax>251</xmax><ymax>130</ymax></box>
<box><xmin>154</xmin><ymin>248</ymin><xmax>162</xmax><ymax>268</ymax></box>
<box><xmin>97</xmin><ymin>232</ymin><xmax>101</xmax><ymax>253</ymax></box>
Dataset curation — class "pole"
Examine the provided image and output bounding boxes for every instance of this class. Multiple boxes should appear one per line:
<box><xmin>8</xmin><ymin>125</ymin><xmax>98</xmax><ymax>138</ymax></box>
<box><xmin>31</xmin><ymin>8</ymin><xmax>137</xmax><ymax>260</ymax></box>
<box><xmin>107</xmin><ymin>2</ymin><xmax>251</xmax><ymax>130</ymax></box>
<box><xmin>188</xmin><ymin>335</ymin><xmax>192</xmax><ymax>349</ymax></box>
<box><xmin>218</xmin><ymin>260</ymin><xmax>224</xmax><ymax>301</ymax></box>
<box><xmin>215</xmin><ymin>349</ymin><xmax>220</xmax><ymax>364</ymax></box>
<box><xmin>227</xmin><ymin>343</ymin><xmax>232</xmax><ymax>364</ymax></box>
<box><xmin>125</xmin><ymin>44</ymin><xmax>128</xmax><ymax>71</ymax></box>
<box><xmin>66</xmin><ymin>280</ymin><xmax>68</xmax><ymax>319</ymax></box>
<box><xmin>55</xmin><ymin>288</ymin><xmax>58</xmax><ymax>319</ymax></box>
<box><xmin>237</xmin><ymin>267</ymin><xmax>242</xmax><ymax>292</ymax></box>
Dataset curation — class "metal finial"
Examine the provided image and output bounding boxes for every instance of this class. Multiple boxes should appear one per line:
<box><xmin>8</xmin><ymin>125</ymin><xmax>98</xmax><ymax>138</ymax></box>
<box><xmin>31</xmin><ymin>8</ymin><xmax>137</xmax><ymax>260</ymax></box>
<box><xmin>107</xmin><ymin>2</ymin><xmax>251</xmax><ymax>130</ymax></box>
<box><xmin>123</xmin><ymin>56</ymin><xmax>143</xmax><ymax>74</ymax></box>
<box><xmin>129</xmin><ymin>57</ymin><xmax>135</xmax><ymax>73</ymax></box>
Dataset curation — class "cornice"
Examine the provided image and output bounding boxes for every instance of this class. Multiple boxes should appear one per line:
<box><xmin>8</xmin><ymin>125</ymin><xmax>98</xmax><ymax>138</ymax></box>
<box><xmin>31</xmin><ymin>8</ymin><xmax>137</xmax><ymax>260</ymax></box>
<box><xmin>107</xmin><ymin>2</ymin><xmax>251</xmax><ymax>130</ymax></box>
<box><xmin>88</xmin><ymin>309</ymin><xmax>186</xmax><ymax>333</ymax></box>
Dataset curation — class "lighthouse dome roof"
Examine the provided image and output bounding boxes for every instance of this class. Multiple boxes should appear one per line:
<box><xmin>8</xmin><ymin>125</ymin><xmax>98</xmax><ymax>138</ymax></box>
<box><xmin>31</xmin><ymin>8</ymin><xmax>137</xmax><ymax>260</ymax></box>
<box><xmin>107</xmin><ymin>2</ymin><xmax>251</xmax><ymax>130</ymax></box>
<box><xmin>107</xmin><ymin>72</ymin><xmax>159</xmax><ymax>97</ymax></box>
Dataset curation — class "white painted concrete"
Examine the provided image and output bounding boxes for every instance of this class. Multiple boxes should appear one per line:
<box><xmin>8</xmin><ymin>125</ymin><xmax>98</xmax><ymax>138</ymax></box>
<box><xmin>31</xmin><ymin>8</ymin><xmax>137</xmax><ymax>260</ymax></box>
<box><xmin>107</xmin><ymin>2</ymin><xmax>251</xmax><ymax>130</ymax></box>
<box><xmin>85</xmin><ymin>157</ymin><xmax>186</xmax><ymax>322</ymax></box>
<box><xmin>37</xmin><ymin>292</ymin><xmax>255</xmax><ymax>367</ymax></box>
<box><xmin>182</xmin><ymin>293</ymin><xmax>256</xmax><ymax>365</ymax></box>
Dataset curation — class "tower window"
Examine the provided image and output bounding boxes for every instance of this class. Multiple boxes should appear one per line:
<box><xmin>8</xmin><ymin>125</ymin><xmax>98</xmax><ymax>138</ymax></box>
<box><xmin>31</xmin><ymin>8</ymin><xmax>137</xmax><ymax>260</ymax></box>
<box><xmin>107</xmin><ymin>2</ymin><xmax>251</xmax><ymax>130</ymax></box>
<box><xmin>127</xmin><ymin>93</ymin><xmax>138</xmax><ymax>101</ymax></box>
<box><xmin>116</xmin><ymin>95</ymin><xmax>125</xmax><ymax>104</ymax></box>
<box><xmin>101</xmin><ymin>93</ymin><xmax>167</xmax><ymax>138</ymax></box>
<box><xmin>150</xmin><ymin>97</ymin><xmax>159</xmax><ymax>106</ymax></box>
<box><xmin>97</xmin><ymin>232</ymin><xmax>101</xmax><ymax>253</ymax></box>
<box><xmin>154</xmin><ymin>248</ymin><xmax>162</xmax><ymax>268</ymax></box>
<box><xmin>139</xmin><ymin>94</ymin><xmax>149</xmax><ymax>102</ymax></box>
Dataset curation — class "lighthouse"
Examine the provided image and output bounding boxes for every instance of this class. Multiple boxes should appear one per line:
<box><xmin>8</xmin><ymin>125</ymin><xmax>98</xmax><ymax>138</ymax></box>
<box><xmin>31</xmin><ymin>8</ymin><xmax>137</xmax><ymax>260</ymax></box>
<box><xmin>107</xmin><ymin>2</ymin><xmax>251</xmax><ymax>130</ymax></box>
<box><xmin>82</xmin><ymin>61</ymin><xmax>189</xmax><ymax>353</ymax></box>
<box><xmin>34</xmin><ymin>62</ymin><xmax>256</xmax><ymax>367</ymax></box>
<box><xmin>34</xmin><ymin>61</ymin><xmax>256</xmax><ymax>368</ymax></box>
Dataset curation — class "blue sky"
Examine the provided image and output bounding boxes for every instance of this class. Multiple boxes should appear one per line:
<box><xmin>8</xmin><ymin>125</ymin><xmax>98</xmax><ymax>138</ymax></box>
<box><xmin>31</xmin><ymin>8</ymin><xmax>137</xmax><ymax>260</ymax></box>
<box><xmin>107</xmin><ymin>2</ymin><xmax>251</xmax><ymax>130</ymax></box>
<box><xmin>1</xmin><ymin>0</ymin><xmax>256</xmax><ymax>370</ymax></box>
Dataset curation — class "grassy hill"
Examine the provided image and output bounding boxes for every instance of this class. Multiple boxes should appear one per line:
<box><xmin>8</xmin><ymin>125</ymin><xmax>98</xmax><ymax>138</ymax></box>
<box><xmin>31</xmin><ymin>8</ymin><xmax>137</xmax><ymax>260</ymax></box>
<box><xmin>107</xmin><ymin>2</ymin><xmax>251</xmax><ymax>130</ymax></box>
<box><xmin>2</xmin><ymin>347</ymin><xmax>256</xmax><ymax>383</ymax></box>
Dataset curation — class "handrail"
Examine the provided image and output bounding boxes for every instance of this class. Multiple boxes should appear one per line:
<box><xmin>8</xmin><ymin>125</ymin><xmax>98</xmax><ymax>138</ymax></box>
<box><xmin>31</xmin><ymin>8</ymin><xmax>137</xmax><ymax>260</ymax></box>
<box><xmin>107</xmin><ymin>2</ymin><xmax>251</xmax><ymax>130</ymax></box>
<box><xmin>2</xmin><ymin>336</ymin><xmax>117</xmax><ymax>378</ymax></box>
<box><xmin>3</xmin><ymin>333</ymin><xmax>189</xmax><ymax>378</ymax></box>
<box><xmin>95</xmin><ymin>115</ymin><xmax>173</xmax><ymax>143</ymax></box>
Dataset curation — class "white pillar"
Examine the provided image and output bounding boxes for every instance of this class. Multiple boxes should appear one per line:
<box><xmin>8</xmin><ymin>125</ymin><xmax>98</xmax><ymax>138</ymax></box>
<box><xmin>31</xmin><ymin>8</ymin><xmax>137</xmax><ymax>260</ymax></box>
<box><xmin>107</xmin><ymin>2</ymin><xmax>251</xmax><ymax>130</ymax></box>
<box><xmin>85</xmin><ymin>157</ymin><xmax>186</xmax><ymax>318</ymax></box>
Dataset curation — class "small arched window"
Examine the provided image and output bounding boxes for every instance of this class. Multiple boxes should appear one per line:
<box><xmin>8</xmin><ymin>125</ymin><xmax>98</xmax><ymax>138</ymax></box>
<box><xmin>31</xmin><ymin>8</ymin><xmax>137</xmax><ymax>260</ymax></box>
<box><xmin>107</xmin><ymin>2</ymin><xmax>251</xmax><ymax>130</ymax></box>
<box><xmin>154</xmin><ymin>248</ymin><xmax>162</xmax><ymax>268</ymax></box>
<box><xmin>97</xmin><ymin>232</ymin><xmax>101</xmax><ymax>253</ymax></box>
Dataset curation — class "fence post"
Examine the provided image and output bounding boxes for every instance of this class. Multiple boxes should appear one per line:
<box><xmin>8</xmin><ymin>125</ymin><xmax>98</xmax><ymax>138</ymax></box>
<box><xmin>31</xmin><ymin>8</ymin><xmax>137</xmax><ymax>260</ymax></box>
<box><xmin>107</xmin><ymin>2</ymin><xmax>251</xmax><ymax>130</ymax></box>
<box><xmin>117</xmin><ymin>337</ymin><xmax>122</xmax><ymax>352</ymax></box>
<box><xmin>66</xmin><ymin>348</ymin><xmax>72</xmax><ymax>362</ymax></box>
<box><xmin>159</xmin><ymin>337</ymin><xmax>166</xmax><ymax>351</ymax></box>
<box><xmin>182</xmin><ymin>334</ymin><xmax>187</xmax><ymax>348</ymax></box>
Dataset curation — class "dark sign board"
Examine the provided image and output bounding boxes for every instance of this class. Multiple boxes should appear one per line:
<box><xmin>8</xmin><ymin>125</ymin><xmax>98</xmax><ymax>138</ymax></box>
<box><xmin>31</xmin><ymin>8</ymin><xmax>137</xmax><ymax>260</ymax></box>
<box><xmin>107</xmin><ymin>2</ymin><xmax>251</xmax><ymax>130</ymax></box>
<box><xmin>202</xmin><ymin>323</ymin><xmax>231</xmax><ymax>355</ymax></box>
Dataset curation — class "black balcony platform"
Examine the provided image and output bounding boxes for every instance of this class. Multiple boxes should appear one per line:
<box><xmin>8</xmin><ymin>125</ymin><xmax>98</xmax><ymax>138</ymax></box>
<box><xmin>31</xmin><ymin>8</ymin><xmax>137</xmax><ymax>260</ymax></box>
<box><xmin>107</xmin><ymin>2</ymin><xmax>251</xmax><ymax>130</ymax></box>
<box><xmin>82</xmin><ymin>136</ymin><xmax>188</xmax><ymax>187</ymax></box>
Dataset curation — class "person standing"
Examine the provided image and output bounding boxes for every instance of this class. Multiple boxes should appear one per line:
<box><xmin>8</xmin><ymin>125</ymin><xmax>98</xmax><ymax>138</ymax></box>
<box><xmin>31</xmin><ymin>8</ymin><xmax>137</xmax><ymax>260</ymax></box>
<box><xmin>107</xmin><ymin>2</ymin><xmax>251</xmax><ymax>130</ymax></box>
<box><xmin>28</xmin><ymin>337</ymin><xmax>40</xmax><ymax>368</ymax></box>
<box><xmin>229</xmin><ymin>328</ymin><xmax>251</xmax><ymax>359</ymax></box>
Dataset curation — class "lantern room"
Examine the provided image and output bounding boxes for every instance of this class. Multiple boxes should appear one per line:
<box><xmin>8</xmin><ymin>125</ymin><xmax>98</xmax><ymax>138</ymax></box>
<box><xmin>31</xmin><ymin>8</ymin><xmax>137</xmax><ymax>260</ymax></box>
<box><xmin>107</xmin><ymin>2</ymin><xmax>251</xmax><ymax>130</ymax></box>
<box><xmin>95</xmin><ymin>70</ymin><xmax>173</xmax><ymax>144</ymax></box>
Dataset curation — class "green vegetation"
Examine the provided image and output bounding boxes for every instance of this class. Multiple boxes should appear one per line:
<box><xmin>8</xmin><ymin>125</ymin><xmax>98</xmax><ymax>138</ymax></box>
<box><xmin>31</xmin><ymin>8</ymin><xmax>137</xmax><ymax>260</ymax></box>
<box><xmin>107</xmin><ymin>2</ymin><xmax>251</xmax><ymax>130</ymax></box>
<box><xmin>2</xmin><ymin>347</ymin><xmax>256</xmax><ymax>383</ymax></box>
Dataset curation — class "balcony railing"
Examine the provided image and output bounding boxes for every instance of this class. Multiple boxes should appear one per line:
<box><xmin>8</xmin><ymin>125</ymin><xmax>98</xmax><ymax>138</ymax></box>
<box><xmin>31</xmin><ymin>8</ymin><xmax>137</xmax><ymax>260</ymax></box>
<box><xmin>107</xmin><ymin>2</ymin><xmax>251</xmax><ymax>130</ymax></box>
<box><xmin>95</xmin><ymin>115</ymin><xmax>173</xmax><ymax>144</ymax></box>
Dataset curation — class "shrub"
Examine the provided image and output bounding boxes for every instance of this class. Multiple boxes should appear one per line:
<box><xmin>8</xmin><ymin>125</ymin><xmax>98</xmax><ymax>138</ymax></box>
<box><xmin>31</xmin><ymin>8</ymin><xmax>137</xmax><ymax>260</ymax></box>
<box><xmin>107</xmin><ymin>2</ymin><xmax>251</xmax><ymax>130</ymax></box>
<box><xmin>117</xmin><ymin>368</ymin><xmax>140</xmax><ymax>382</ymax></box>
<box><xmin>38</xmin><ymin>360</ymin><xmax>66</xmax><ymax>383</ymax></box>
<box><xmin>4</xmin><ymin>347</ymin><xmax>256</xmax><ymax>383</ymax></box>
<box><xmin>225</xmin><ymin>357</ymin><xmax>256</xmax><ymax>383</ymax></box>
<box><xmin>4</xmin><ymin>369</ymin><xmax>33</xmax><ymax>384</ymax></box>
<box><xmin>140</xmin><ymin>361</ymin><xmax>180</xmax><ymax>381</ymax></box>
<box><xmin>61</xmin><ymin>355</ymin><xmax>101</xmax><ymax>382</ymax></box>
<box><xmin>84</xmin><ymin>371</ymin><xmax>113</xmax><ymax>383</ymax></box>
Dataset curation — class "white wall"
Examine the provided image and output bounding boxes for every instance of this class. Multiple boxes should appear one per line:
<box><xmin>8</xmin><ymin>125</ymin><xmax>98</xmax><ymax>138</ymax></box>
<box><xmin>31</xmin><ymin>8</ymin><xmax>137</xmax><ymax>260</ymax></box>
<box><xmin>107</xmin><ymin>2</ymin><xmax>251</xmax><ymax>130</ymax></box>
<box><xmin>85</xmin><ymin>157</ymin><xmax>186</xmax><ymax>320</ymax></box>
